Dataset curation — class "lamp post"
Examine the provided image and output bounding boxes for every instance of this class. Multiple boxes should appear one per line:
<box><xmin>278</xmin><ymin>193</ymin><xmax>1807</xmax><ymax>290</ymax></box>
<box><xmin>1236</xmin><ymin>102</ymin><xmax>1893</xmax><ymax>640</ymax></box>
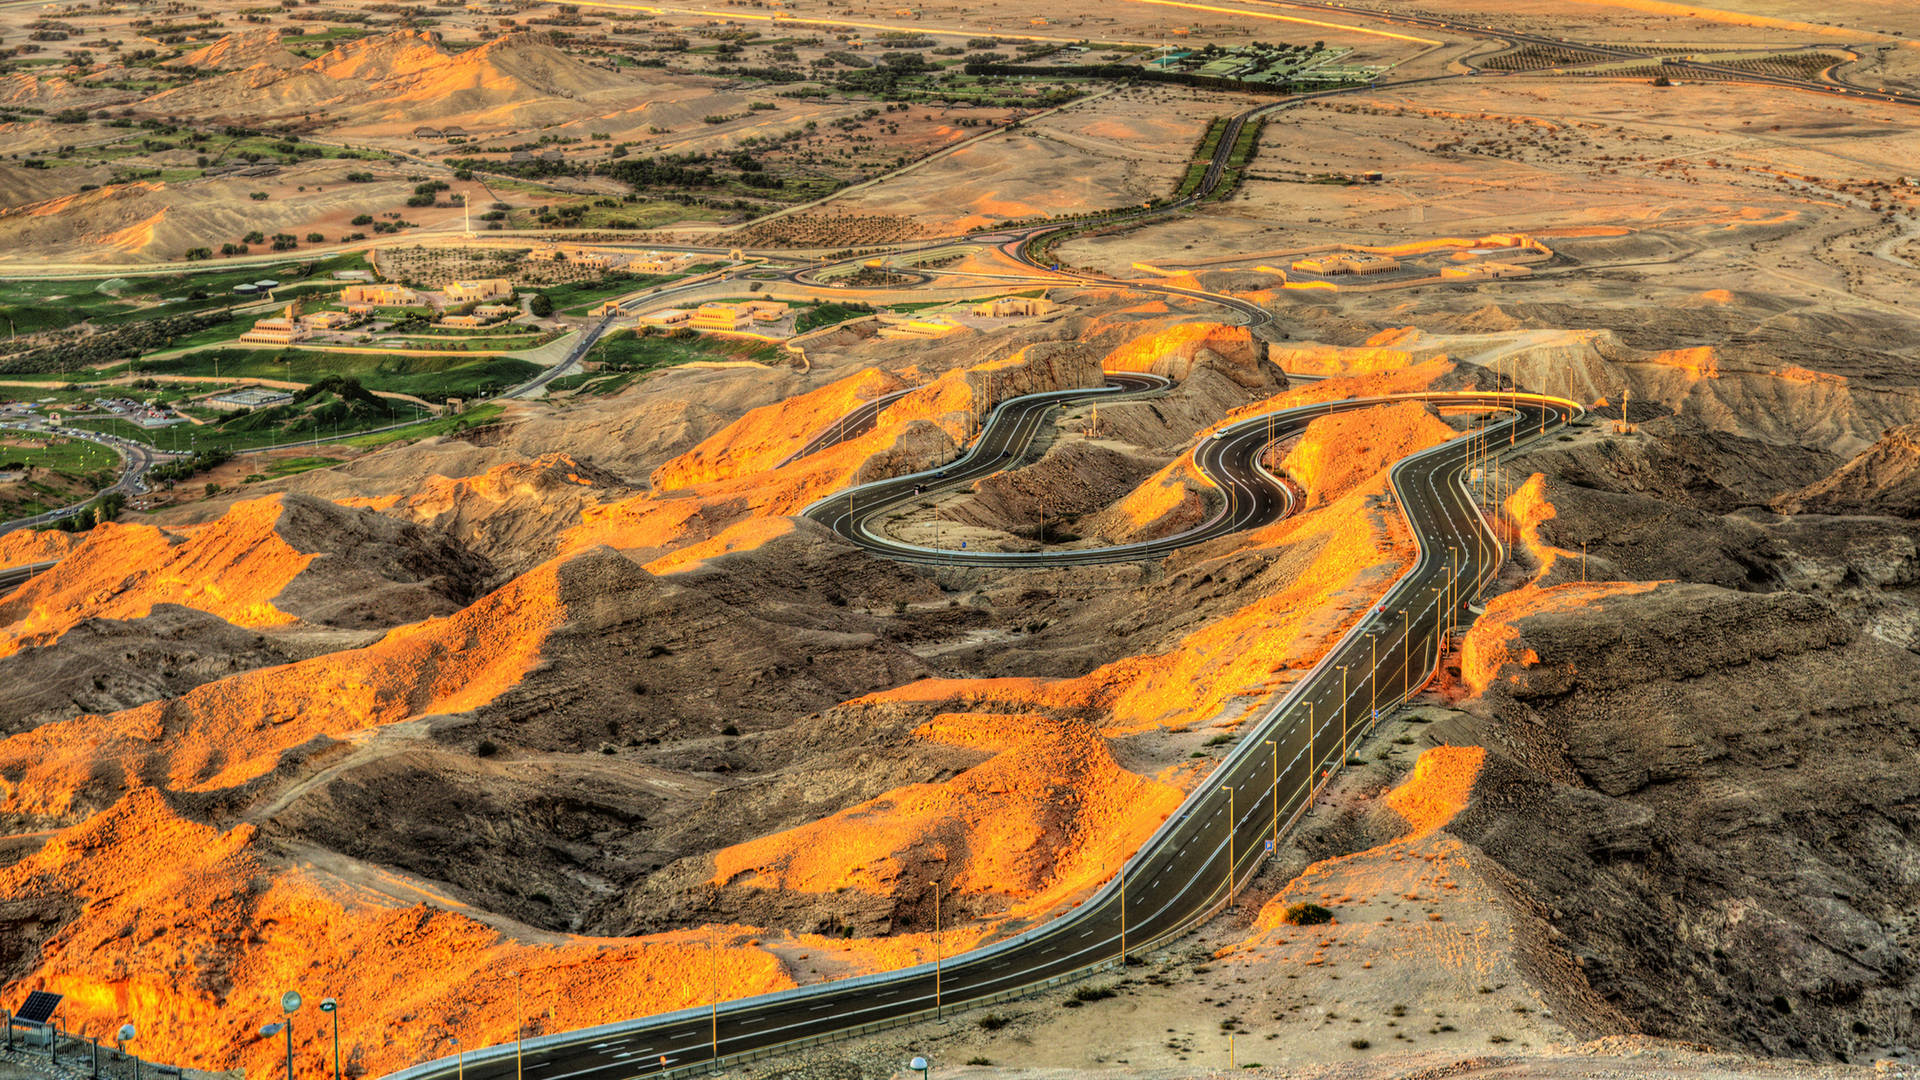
<box><xmin>1337</xmin><ymin>664</ymin><xmax>1349</xmax><ymax>764</ymax></box>
<box><xmin>266</xmin><ymin>992</ymin><xmax>301</xmax><ymax>1080</ymax></box>
<box><xmin>318</xmin><ymin>999</ymin><xmax>339</xmax><ymax>1080</ymax></box>
<box><xmin>514</xmin><ymin>971</ymin><xmax>524</xmax><ymax>1080</ymax></box>
<box><xmin>909</xmin><ymin>1055</ymin><xmax>930</xmax><ymax>1080</ymax></box>
<box><xmin>1225</xmin><ymin>785</ymin><xmax>1236</xmax><ymax>910</ymax></box>
<box><xmin>450</xmin><ymin>1038</ymin><xmax>464</xmax><ymax>1080</ymax></box>
<box><xmin>1262</xmin><ymin>739</ymin><xmax>1278</xmax><ymax>852</ymax></box>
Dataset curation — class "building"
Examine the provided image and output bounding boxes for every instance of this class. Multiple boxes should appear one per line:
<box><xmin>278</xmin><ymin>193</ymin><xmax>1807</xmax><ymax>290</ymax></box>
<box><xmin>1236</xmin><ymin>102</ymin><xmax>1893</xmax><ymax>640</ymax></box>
<box><xmin>439</xmin><ymin>314</ymin><xmax>486</xmax><ymax>328</ymax></box>
<box><xmin>473</xmin><ymin>303</ymin><xmax>518</xmax><ymax>320</ymax></box>
<box><xmin>525</xmin><ymin>245</ymin><xmax>611</xmax><ymax>271</ymax></box>
<box><xmin>342</xmin><ymin>284</ymin><xmax>420</xmax><ymax>307</ymax></box>
<box><xmin>638</xmin><ymin>308</ymin><xmax>692</xmax><ymax>327</ymax></box>
<box><xmin>688</xmin><ymin>301</ymin><xmax>788</xmax><ymax>332</ymax></box>
<box><xmin>1290</xmin><ymin>252</ymin><xmax>1400</xmax><ymax>276</ymax></box>
<box><xmin>444</xmin><ymin>279</ymin><xmax>512</xmax><ymax>304</ymax></box>
<box><xmin>299</xmin><ymin>310</ymin><xmax>354</xmax><ymax>330</ymax></box>
<box><xmin>210</xmin><ymin>386</ymin><xmax>295</xmax><ymax>410</ymax></box>
<box><xmin>239</xmin><ymin>306</ymin><xmax>310</xmax><ymax>345</ymax></box>
<box><xmin>972</xmin><ymin>296</ymin><xmax>1057</xmax><ymax>319</ymax></box>
<box><xmin>628</xmin><ymin>251</ymin><xmax>698</xmax><ymax>275</ymax></box>
<box><xmin>690</xmin><ymin>303</ymin><xmax>754</xmax><ymax>332</ymax></box>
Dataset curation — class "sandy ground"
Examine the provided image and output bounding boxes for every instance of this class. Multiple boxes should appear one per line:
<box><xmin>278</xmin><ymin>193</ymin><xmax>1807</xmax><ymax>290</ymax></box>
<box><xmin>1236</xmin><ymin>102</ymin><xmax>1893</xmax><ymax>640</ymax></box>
<box><xmin>734</xmin><ymin>717</ymin><xmax>1572</xmax><ymax>1078</ymax></box>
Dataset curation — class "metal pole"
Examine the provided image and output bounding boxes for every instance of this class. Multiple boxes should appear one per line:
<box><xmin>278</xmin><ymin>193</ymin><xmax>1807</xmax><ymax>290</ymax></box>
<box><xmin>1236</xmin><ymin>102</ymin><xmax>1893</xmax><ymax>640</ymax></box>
<box><xmin>710</xmin><ymin>924</ymin><xmax>718</xmax><ymax>1060</ymax></box>
<box><xmin>331</xmin><ymin>1008</ymin><xmax>340</xmax><ymax>1080</ymax></box>
<box><xmin>1307</xmin><ymin>702</ymin><xmax>1313</xmax><ymax>802</ymax></box>
<box><xmin>1265</xmin><ymin>740</ymin><xmax>1278</xmax><ymax>850</ymax></box>
<box><xmin>284</xmin><ymin>1016</ymin><xmax>294</xmax><ymax>1080</ymax></box>
<box><xmin>515</xmin><ymin>972</ymin><xmax>524</xmax><ymax>1080</ymax></box>
<box><xmin>934</xmin><ymin>886</ymin><xmax>942</xmax><ymax>1017</ymax></box>
<box><xmin>1226</xmin><ymin>786</ymin><xmax>1234</xmax><ymax>909</ymax></box>
<box><xmin>1370</xmin><ymin>636</ymin><xmax>1378</xmax><ymax>728</ymax></box>
<box><xmin>91</xmin><ymin>1036</ymin><xmax>98</xmax><ymax>1079</ymax></box>
<box><xmin>1118</xmin><ymin>857</ymin><xmax>1126</xmax><ymax>964</ymax></box>
<box><xmin>1338</xmin><ymin>665</ymin><xmax>1348</xmax><ymax>762</ymax></box>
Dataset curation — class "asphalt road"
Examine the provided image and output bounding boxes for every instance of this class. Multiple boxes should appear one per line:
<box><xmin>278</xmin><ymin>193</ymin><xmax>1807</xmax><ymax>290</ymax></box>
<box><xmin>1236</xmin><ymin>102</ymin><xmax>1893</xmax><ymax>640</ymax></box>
<box><xmin>382</xmin><ymin>388</ymin><xmax>1578</xmax><ymax>1080</ymax></box>
<box><xmin>776</xmin><ymin>387</ymin><xmax>916</xmax><ymax>468</ymax></box>
<box><xmin>0</xmin><ymin>421</ymin><xmax>165</xmax><ymax>537</ymax></box>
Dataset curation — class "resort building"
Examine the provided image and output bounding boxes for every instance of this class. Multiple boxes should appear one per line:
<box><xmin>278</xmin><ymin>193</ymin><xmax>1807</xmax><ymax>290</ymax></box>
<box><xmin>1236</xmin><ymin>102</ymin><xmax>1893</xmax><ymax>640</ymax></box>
<box><xmin>1290</xmin><ymin>252</ymin><xmax>1400</xmax><ymax>275</ymax></box>
<box><xmin>972</xmin><ymin>296</ymin><xmax>1057</xmax><ymax>318</ymax></box>
<box><xmin>445</xmin><ymin>279</ymin><xmax>513</xmax><ymax>304</ymax></box>
<box><xmin>342</xmin><ymin>284</ymin><xmax>420</xmax><ymax>306</ymax></box>
<box><xmin>239</xmin><ymin>306</ymin><xmax>309</xmax><ymax>345</ymax></box>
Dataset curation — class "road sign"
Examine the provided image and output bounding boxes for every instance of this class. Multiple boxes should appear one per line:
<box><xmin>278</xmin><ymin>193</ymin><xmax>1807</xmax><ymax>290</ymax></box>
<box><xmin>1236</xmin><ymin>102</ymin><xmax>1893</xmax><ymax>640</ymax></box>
<box><xmin>1264</xmin><ymin>840</ymin><xmax>1275</xmax><ymax>854</ymax></box>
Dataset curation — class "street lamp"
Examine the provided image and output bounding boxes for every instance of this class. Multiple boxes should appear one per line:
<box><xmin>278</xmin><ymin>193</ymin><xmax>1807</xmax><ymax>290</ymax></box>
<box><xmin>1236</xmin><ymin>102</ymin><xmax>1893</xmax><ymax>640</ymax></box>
<box><xmin>449</xmin><ymin>1038</ymin><xmax>464</xmax><ymax>1080</ymax></box>
<box><xmin>276</xmin><ymin>992</ymin><xmax>302</xmax><ymax>1080</ymax></box>
<box><xmin>909</xmin><ymin>1055</ymin><xmax>930</xmax><ymax>1080</ymax></box>
<box><xmin>318</xmin><ymin>999</ymin><xmax>339</xmax><ymax>1080</ymax></box>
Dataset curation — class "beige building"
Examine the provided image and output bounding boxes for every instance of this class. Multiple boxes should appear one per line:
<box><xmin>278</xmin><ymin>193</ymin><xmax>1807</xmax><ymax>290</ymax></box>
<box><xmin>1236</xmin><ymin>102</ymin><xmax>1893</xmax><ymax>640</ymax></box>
<box><xmin>638</xmin><ymin>308</ymin><xmax>692</xmax><ymax>327</ymax></box>
<box><xmin>473</xmin><ymin>303</ymin><xmax>519</xmax><ymax>320</ymax></box>
<box><xmin>299</xmin><ymin>310</ymin><xmax>353</xmax><ymax>330</ymax></box>
<box><xmin>689</xmin><ymin>300</ymin><xmax>789</xmax><ymax>332</ymax></box>
<box><xmin>1291</xmin><ymin>252</ymin><xmax>1400</xmax><ymax>276</ymax></box>
<box><xmin>342</xmin><ymin>284</ymin><xmax>420</xmax><ymax>306</ymax></box>
<box><xmin>972</xmin><ymin>296</ymin><xmax>1057</xmax><ymax>319</ymax></box>
<box><xmin>445</xmin><ymin>279</ymin><xmax>513</xmax><ymax>304</ymax></box>
<box><xmin>526</xmin><ymin>245</ymin><xmax>612</xmax><ymax>271</ymax></box>
<box><xmin>240</xmin><ymin>306</ymin><xmax>309</xmax><ymax>345</ymax></box>
<box><xmin>438</xmin><ymin>314</ymin><xmax>486</xmax><ymax>328</ymax></box>
<box><xmin>629</xmin><ymin>251</ymin><xmax>699</xmax><ymax>275</ymax></box>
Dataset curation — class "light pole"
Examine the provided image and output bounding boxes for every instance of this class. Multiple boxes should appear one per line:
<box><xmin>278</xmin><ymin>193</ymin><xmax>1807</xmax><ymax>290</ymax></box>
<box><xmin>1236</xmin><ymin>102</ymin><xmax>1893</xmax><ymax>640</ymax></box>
<box><xmin>1262</xmin><ymin>739</ymin><xmax>1278</xmax><ymax>851</ymax></box>
<box><xmin>318</xmin><ymin>999</ymin><xmax>339</xmax><ymax>1080</ymax></box>
<box><xmin>450</xmin><ymin>1038</ymin><xmax>464</xmax><ymax>1080</ymax></box>
<box><xmin>279</xmin><ymin>991</ymin><xmax>302</xmax><ymax>1080</ymax></box>
<box><xmin>909</xmin><ymin>1055</ymin><xmax>930</xmax><ymax>1080</ymax></box>
<box><xmin>1337</xmin><ymin>664</ymin><xmax>1348</xmax><ymax>763</ymax></box>
<box><xmin>1306</xmin><ymin>701</ymin><xmax>1314</xmax><ymax>802</ymax></box>
<box><xmin>1116</xmin><ymin>842</ymin><xmax>1127</xmax><ymax>965</ymax></box>
<box><xmin>514</xmin><ymin>971</ymin><xmax>524</xmax><ymax>1080</ymax></box>
<box><xmin>1225</xmin><ymin>785</ymin><xmax>1235</xmax><ymax>910</ymax></box>
<box><xmin>933</xmin><ymin>884</ymin><xmax>943</xmax><ymax>1018</ymax></box>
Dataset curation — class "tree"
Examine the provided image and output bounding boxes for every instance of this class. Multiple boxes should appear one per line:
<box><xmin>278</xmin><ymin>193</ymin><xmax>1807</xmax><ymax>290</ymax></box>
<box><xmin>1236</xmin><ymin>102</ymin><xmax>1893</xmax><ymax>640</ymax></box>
<box><xmin>528</xmin><ymin>293</ymin><xmax>554</xmax><ymax>317</ymax></box>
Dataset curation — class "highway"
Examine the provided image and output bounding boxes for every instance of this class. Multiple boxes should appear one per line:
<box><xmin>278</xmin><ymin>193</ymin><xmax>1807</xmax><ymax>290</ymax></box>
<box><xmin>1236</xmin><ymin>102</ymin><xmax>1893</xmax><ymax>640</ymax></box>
<box><xmin>382</xmin><ymin>387</ymin><xmax>1579</xmax><ymax>1080</ymax></box>
<box><xmin>776</xmin><ymin>387</ymin><xmax>916</xmax><ymax>468</ymax></box>
<box><xmin>0</xmin><ymin>421</ymin><xmax>167</xmax><ymax>537</ymax></box>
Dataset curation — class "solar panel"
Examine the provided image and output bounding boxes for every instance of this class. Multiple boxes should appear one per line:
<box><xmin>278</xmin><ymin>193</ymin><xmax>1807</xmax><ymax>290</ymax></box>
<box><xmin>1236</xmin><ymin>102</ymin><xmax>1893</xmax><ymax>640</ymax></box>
<box><xmin>15</xmin><ymin>991</ymin><xmax>61</xmax><ymax>1025</ymax></box>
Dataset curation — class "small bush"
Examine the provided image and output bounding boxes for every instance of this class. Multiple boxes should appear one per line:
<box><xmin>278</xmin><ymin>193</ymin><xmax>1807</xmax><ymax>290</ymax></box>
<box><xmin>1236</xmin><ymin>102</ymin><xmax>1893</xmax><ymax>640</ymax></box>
<box><xmin>476</xmin><ymin>739</ymin><xmax>498</xmax><ymax>757</ymax></box>
<box><xmin>1280</xmin><ymin>902</ymin><xmax>1333</xmax><ymax>926</ymax></box>
<box><xmin>1073</xmin><ymin>984</ymin><xmax>1117</xmax><ymax>1003</ymax></box>
<box><xmin>721</xmin><ymin>724</ymin><xmax>740</xmax><ymax>737</ymax></box>
<box><xmin>977</xmin><ymin>1013</ymin><xmax>1010</xmax><ymax>1031</ymax></box>
<box><xmin>1350</xmin><ymin>1039</ymin><xmax>1370</xmax><ymax>1050</ymax></box>
<box><xmin>966</xmin><ymin>1058</ymin><xmax>991</xmax><ymax>1066</ymax></box>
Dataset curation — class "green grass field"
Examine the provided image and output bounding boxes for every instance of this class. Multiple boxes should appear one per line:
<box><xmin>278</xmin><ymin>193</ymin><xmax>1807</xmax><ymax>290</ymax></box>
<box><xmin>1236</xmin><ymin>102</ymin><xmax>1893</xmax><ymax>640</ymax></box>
<box><xmin>587</xmin><ymin>330</ymin><xmax>781</xmax><ymax>371</ymax></box>
<box><xmin>124</xmin><ymin>348</ymin><xmax>541</xmax><ymax>402</ymax></box>
<box><xmin>0</xmin><ymin>433</ymin><xmax>120</xmax><ymax>475</ymax></box>
<box><xmin>0</xmin><ymin>254</ymin><xmax>376</xmax><ymax>335</ymax></box>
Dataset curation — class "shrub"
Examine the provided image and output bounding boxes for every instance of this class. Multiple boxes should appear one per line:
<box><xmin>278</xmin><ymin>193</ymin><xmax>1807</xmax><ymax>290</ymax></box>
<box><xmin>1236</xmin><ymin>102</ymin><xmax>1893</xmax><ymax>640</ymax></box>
<box><xmin>977</xmin><ymin>1014</ymin><xmax>1009</xmax><ymax>1031</ymax></box>
<box><xmin>1280</xmin><ymin>902</ymin><xmax>1333</xmax><ymax>926</ymax></box>
<box><xmin>476</xmin><ymin>739</ymin><xmax>499</xmax><ymax>757</ymax></box>
<box><xmin>1350</xmin><ymin>1039</ymin><xmax>1370</xmax><ymax>1050</ymax></box>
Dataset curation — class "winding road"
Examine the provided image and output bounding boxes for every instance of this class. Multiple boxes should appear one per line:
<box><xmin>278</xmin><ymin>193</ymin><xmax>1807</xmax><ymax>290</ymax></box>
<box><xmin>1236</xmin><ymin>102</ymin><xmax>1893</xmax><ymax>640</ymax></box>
<box><xmin>383</xmin><ymin>385</ymin><xmax>1579</xmax><ymax>1080</ymax></box>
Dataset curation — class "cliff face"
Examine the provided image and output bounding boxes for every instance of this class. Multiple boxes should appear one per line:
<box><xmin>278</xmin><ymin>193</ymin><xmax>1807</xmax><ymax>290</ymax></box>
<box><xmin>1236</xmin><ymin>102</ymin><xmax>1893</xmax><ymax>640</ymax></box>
<box><xmin>1776</xmin><ymin>421</ymin><xmax>1920</xmax><ymax>518</ymax></box>
<box><xmin>1451</xmin><ymin>580</ymin><xmax>1920</xmax><ymax>1061</ymax></box>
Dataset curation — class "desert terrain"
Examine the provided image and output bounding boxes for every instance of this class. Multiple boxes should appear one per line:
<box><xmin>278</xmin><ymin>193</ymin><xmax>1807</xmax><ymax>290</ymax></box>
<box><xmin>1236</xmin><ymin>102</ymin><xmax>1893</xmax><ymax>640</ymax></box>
<box><xmin>2</xmin><ymin>1</ymin><xmax>1920</xmax><ymax>1080</ymax></box>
